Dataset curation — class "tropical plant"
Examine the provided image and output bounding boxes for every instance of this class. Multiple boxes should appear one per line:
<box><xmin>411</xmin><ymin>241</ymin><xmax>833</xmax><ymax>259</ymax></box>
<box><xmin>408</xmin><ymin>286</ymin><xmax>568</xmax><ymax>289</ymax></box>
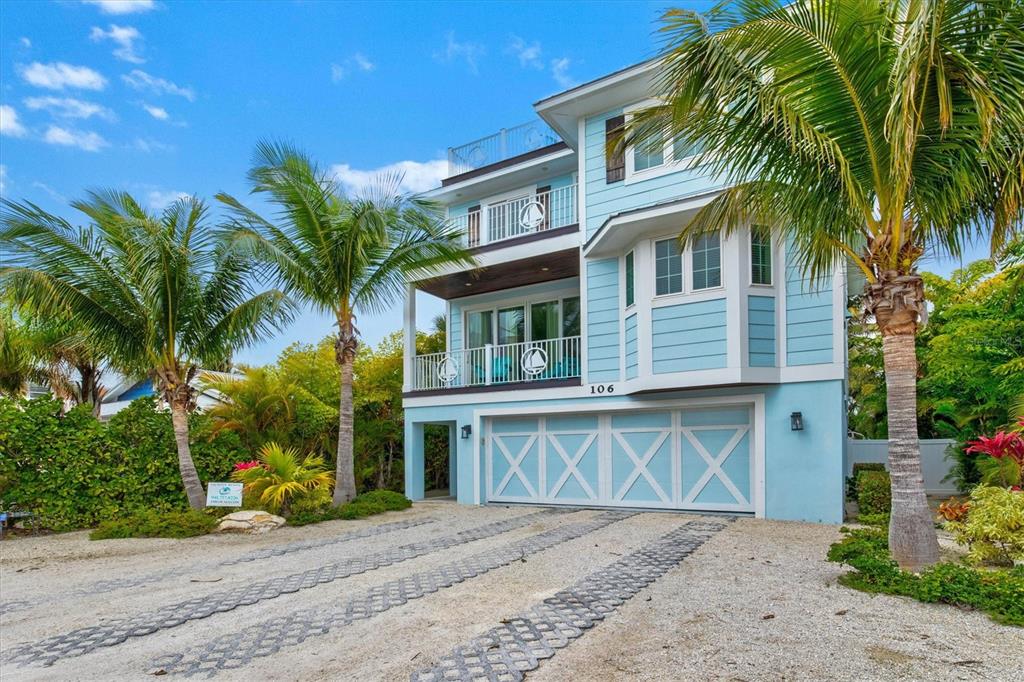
<box><xmin>946</xmin><ymin>486</ymin><xmax>1024</xmax><ymax>566</ymax></box>
<box><xmin>217</xmin><ymin>141</ymin><xmax>474</xmax><ymax>504</ymax></box>
<box><xmin>638</xmin><ymin>0</ymin><xmax>1024</xmax><ymax>569</ymax></box>
<box><xmin>204</xmin><ymin>367</ymin><xmax>298</xmax><ymax>451</ymax></box>
<box><xmin>0</xmin><ymin>192</ymin><xmax>293</xmax><ymax>508</ymax></box>
<box><xmin>966</xmin><ymin>423</ymin><xmax>1024</xmax><ymax>488</ymax></box>
<box><xmin>0</xmin><ymin>306</ymin><xmax>43</xmax><ymax>397</ymax></box>
<box><xmin>230</xmin><ymin>441</ymin><xmax>334</xmax><ymax>515</ymax></box>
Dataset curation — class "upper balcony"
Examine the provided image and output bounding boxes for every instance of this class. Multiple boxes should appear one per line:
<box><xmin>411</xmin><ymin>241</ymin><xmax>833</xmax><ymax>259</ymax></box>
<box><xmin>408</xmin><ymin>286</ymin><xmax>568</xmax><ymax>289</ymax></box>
<box><xmin>449</xmin><ymin>183</ymin><xmax>577</xmax><ymax>250</ymax></box>
<box><xmin>447</xmin><ymin>120</ymin><xmax>562</xmax><ymax>179</ymax></box>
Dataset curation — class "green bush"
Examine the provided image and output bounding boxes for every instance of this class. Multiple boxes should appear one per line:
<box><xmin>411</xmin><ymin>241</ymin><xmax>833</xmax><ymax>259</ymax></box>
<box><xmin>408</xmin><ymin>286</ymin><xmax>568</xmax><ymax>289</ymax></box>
<box><xmin>286</xmin><ymin>490</ymin><xmax>412</xmax><ymax>526</ymax></box>
<box><xmin>827</xmin><ymin>524</ymin><xmax>1024</xmax><ymax>626</ymax></box>
<box><xmin>89</xmin><ymin>509</ymin><xmax>218</xmax><ymax>540</ymax></box>
<box><xmin>947</xmin><ymin>487</ymin><xmax>1024</xmax><ymax>566</ymax></box>
<box><xmin>846</xmin><ymin>462</ymin><xmax>886</xmax><ymax>500</ymax></box>
<box><xmin>0</xmin><ymin>397</ymin><xmax>245</xmax><ymax>530</ymax></box>
<box><xmin>857</xmin><ymin>470</ymin><xmax>892</xmax><ymax>515</ymax></box>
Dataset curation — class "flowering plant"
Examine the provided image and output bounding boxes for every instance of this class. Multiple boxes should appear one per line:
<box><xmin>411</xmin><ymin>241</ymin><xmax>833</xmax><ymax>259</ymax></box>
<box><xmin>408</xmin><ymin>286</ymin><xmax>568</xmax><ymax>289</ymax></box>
<box><xmin>965</xmin><ymin>422</ymin><xmax>1024</xmax><ymax>488</ymax></box>
<box><xmin>233</xmin><ymin>460</ymin><xmax>263</xmax><ymax>471</ymax></box>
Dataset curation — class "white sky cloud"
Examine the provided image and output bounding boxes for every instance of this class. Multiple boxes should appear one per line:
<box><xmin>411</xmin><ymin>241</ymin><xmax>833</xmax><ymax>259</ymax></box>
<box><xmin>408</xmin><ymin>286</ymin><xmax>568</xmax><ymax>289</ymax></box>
<box><xmin>550</xmin><ymin>57</ymin><xmax>577</xmax><ymax>89</ymax></box>
<box><xmin>19</xmin><ymin>62</ymin><xmax>107</xmax><ymax>91</ymax></box>
<box><xmin>31</xmin><ymin>181</ymin><xmax>68</xmax><ymax>204</ymax></box>
<box><xmin>82</xmin><ymin>1</ymin><xmax>156</xmax><ymax>15</ymax></box>
<box><xmin>508</xmin><ymin>35</ymin><xmax>543</xmax><ymax>70</ymax></box>
<box><xmin>142</xmin><ymin>103</ymin><xmax>168</xmax><ymax>120</ymax></box>
<box><xmin>331</xmin><ymin>159</ymin><xmax>447</xmax><ymax>196</ymax></box>
<box><xmin>90</xmin><ymin>24</ymin><xmax>145</xmax><ymax>63</ymax></box>
<box><xmin>24</xmin><ymin>96</ymin><xmax>115</xmax><ymax>121</ymax></box>
<box><xmin>131</xmin><ymin>137</ymin><xmax>174</xmax><ymax>153</ymax></box>
<box><xmin>43</xmin><ymin>126</ymin><xmax>107</xmax><ymax>152</ymax></box>
<box><xmin>20</xmin><ymin>37</ymin><xmax>31</xmax><ymax>48</ymax></box>
<box><xmin>121</xmin><ymin>69</ymin><xmax>195</xmax><ymax>101</ymax></box>
<box><xmin>147</xmin><ymin>189</ymin><xmax>189</xmax><ymax>209</ymax></box>
<box><xmin>434</xmin><ymin>31</ymin><xmax>485</xmax><ymax>75</ymax></box>
<box><xmin>330</xmin><ymin>53</ymin><xmax>375</xmax><ymax>83</ymax></box>
<box><xmin>0</xmin><ymin>165</ymin><xmax>8</xmax><ymax>193</ymax></box>
<box><xmin>0</xmin><ymin>105</ymin><xmax>28</xmax><ymax>137</ymax></box>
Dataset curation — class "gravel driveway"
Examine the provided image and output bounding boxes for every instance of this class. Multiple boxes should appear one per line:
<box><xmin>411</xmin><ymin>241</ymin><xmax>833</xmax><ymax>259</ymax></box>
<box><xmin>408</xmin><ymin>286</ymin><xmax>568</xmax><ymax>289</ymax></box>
<box><xmin>1</xmin><ymin>501</ymin><xmax>1021</xmax><ymax>681</ymax></box>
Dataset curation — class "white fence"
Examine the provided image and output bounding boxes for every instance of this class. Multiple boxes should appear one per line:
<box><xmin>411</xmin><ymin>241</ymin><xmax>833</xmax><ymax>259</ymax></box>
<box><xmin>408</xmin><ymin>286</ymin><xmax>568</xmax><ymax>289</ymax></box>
<box><xmin>449</xmin><ymin>184</ymin><xmax>577</xmax><ymax>249</ymax></box>
<box><xmin>411</xmin><ymin>336</ymin><xmax>582</xmax><ymax>391</ymax></box>
<box><xmin>447</xmin><ymin>120</ymin><xmax>560</xmax><ymax>176</ymax></box>
<box><xmin>846</xmin><ymin>439</ymin><xmax>958</xmax><ymax>495</ymax></box>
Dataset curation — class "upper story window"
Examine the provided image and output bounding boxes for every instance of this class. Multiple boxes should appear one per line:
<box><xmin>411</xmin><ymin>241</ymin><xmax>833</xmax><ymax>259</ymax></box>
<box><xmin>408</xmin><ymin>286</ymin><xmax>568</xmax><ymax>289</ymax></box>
<box><xmin>655</xmin><ymin>238</ymin><xmax>683</xmax><ymax>295</ymax></box>
<box><xmin>750</xmin><ymin>226</ymin><xmax>773</xmax><ymax>285</ymax></box>
<box><xmin>605</xmin><ymin>115</ymin><xmax>625</xmax><ymax>184</ymax></box>
<box><xmin>633</xmin><ymin>131</ymin><xmax>664</xmax><ymax>172</ymax></box>
<box><xmin>625</xmin><ymin>251</ymin><xmax>635</xmax><ymax>306</ymax></box>
<box><xmin>466</xmin><ymin>296</ymin><xmax>581</xmax><ymax>349</ymax></box>
<box><xmin>692</xmin><ymin>233</ymin><xmax>722</xmax><ymax>290</ymax></box>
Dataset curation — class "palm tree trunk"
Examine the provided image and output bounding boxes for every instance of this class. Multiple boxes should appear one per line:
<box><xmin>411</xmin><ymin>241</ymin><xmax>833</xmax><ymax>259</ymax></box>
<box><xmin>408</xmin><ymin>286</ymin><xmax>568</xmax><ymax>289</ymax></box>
<box><xmin>170</xmin><ymin>400</ymin><xmax>206</xmax><ymax>510</ymax></box>
<box><xmin>333</xmin><ymin>354</ymin><xmax>358</xmax><ymax>505</ymax></box>
<box><xmin>882</xmin><ymin>330</ymin><xmax>940</xmax><ymax>571</ymax></box>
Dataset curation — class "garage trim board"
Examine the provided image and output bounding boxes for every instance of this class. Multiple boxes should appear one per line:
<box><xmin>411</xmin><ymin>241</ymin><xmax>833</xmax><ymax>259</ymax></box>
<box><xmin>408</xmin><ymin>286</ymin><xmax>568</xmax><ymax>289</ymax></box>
<box><xmin>475</xmin><ymin>394</ymin><xmax>766</xmax><ymax>516</ymax></box>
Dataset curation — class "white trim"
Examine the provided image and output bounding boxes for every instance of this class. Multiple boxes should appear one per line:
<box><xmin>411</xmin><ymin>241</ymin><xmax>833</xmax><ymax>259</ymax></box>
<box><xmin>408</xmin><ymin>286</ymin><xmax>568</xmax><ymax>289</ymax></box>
<box><xmin>426</xmin><ymin>147</ymin><xmax>575</xmax><ymax>201</ymax></box>
<box><xmin>402</xmin><ymin>284</ymin><xmax>416</xmax><ymax>392</ymax></box>
<box><xmin>748</xmin><ymin>225</ymin><xmax>776</xmax><ymax>288</ymax></box>
<box><xmin>622</xmin><ymin>99</ymin><xmax>706</xmax><ymax>186</ymax></box>
<box><xmin>725</xmin><ymin>227</ymin><xmax>744</xmax><ymax>369</ymax></box>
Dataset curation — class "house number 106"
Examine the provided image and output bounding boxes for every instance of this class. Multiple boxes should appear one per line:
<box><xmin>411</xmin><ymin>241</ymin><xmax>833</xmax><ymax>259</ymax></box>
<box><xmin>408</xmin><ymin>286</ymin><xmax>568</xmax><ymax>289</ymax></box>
<box><xmin>590</xmin><ymin>384</ymin><xmax>615</xmax><ymax>394</ymax></box>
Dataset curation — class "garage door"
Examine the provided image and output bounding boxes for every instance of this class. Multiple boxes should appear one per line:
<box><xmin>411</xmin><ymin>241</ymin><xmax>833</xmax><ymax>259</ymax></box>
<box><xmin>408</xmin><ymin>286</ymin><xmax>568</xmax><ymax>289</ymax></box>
<box><xmin>485</xmin><ymin>406</ymin><xmax>754</xmax><ymax>513</ymax></box>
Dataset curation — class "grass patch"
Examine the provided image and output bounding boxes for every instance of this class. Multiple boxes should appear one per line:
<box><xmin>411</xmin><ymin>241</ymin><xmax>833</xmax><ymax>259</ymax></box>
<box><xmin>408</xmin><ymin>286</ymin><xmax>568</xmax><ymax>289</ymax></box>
<box><xmin>90</xmin><ymin>509</ymin><xmax>218</xmax><ymax>540</ymax></box>
<box><xmin>286</xmin><ymin>490</ymin><xmax>412</xmax><ymax>527</ymax></box>
<box><xmin>827</xmin><ymin>525</ymin><xmax>1024</xmax><ymax>626</ymax></box>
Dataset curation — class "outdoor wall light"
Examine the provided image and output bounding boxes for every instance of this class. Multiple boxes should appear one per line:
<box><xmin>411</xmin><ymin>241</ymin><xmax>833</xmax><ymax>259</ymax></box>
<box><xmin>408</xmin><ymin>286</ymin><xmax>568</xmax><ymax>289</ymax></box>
<box><xmin>461</xmin><ymin>424</ymin><xmax>472</xmax><ymax>439</ymax></box>
<box><xmin>790</xmin><ymin>411</ymin><xmax>804</xmax><ymax>431</ymax></box>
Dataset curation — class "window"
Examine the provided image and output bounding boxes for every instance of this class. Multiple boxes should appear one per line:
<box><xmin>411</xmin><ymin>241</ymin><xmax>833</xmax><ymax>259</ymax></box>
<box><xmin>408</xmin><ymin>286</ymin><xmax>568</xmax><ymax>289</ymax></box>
<box><xmin>672</xmin><ymin>134</ymin><xmax>701</xmax><ymax>161</ymax></box>
<box><xmin>633</xmin><ymin>129</ymin><xmax>664</xmax><ymax>172</ymax></box>
<box><xmin>625</xmin><ymin>251</ymin><xmax>635</xmax><ymax>307</ymax></box>
<box><xmin>605</xmin><ymin>115</ymin><xmax>625</xmax><ymax>183</ymax></box>
<box><xmin>530</xmin><ymin>301</ymin><xmax>559</xmax><ymax>341</ymax></box>
<box><xmin>467</xmin><ymin>310</ymin><xmax>493</xmax><ymax>348</ymax></box>
<box><xmin>655</xmin><ymin>239</ymin><xmax>683</xmax><ymax>295</ymax></box>
<box><xmin>751</xmin><ymin>226</ymin><xmax>772</xmax><ymax>285</ymax></box>
<box><xmin>497</xmin><ymin>306</ymin><xmax>525</xmax><ymax>345</ymax></box>
<box><xmin>692</xmin><ymin>232</ymin><xmax>722</xmax><ymax>290</ymax></box>
<box><xmin>562</xmin><ymin>297</ymin><xmax>580</xmax><ymax>337</ymax></box>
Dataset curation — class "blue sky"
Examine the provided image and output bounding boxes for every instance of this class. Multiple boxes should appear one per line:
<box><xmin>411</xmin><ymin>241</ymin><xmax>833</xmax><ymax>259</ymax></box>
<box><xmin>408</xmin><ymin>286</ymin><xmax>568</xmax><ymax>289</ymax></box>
<box><xmin>0</xmin><ymin>0</ymin><xmax>991</xmax><ymax>365</ymax></box>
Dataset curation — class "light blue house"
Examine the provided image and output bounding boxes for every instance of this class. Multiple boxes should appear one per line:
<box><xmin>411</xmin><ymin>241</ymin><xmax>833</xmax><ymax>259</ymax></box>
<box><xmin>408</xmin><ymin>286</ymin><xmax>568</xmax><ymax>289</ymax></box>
<box><xmin>402</xmin><ymin>60</ymin><xmax>847</xmax><ymax>523</ymax></box>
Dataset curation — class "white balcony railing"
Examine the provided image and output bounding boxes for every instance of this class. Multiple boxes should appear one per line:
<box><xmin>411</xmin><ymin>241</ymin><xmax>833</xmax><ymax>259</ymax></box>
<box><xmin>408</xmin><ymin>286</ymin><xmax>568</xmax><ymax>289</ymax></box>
<box><xmin>447</xmin><ymin>120</ymin><xmax>561</xmax><ymax>177</ymax></box>
<box><xmin>410</xmin><ymin>336</ymin><xmax>582</xmax><ymax>392</ymax></box>
<box><xmin>449</xmin><ymin>183</ymin><xmax>577</xmax><ymax>249</ymax></box>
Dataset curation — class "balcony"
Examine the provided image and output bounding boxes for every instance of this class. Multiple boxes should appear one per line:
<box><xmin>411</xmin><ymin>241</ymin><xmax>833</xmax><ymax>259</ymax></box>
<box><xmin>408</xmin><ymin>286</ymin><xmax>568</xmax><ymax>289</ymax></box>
<box><xmin>449</xmin><ymin>183</ymin><xmax>577</xmax><ymax>249</ymax></box>
<box><xmin>410</xmin><ymin>336</ymin><xmax>581</xmax><ymax>392</ymax></box>
<box><xmin>447</xmin><ymin>120</ymin><xmax>562</xmax><ymax>177</ymax></box>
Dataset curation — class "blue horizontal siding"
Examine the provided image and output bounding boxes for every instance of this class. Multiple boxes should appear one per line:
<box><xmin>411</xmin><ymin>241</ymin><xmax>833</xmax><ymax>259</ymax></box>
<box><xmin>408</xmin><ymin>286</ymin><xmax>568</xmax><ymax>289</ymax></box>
<box><xmin>785</xmin><ymin>244</ymin><xmax>833</xmax><ymax>366</ymax></box>
<box><xmin>651</xmin><ymin>299</ymin><xmax>727</xmax><ymax>374</ymax></box>
<box><xmin>624</xmin><ymin>313</ymin><xmax>638</xmax><ymax>379</ymax></box>
<box><xmin>587</xmin><ymin>258</ymin><xmax>620</xmax><ymax>381</ymax></box>
<box><xmin>583</xmin><ymin>109</ymin><xmax>726</xmax><ymax>239</ymax></box>
<box><xmin>748</xmin><ymin>295</ymin><xmax>776</xmax><ymax>367</ymax></box>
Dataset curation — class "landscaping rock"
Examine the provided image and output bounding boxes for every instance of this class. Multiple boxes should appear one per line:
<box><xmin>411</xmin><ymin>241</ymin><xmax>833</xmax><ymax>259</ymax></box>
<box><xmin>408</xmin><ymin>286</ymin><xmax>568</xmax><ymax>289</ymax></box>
<box><xmin>215</xmin><ymin>511</ymin><xmax>285</xmax><ymax>534</ymax></box>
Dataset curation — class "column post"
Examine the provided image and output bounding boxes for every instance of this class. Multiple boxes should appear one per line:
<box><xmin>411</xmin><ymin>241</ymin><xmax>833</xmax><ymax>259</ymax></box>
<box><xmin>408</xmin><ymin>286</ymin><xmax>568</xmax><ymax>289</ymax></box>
<box><xmin>403</xmin><ymin>283</ymin><xmax>416</xmax><ymax>392</ymax></box>
<box><xmin>404</xmin><ymin>420</ymin><xmax>425</xmax><ymax>501</ymax></box>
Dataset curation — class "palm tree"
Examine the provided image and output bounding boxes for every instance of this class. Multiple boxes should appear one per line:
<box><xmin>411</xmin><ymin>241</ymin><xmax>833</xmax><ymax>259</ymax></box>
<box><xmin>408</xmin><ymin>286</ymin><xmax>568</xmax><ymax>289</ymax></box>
<box><xmin>218</xmin><ymin>141</ymin><xmax>474</xmax><ymax>505</ymax></box>
<box><xmin>1</xmin><ymin>192</ymin><xmax>293</xmax><ymax>508</ymax></box>
<box><xmin>636</xmin><ymin>0</ymin><xmax>1023</xmax><ymax>570</ymax></box>
<box><xmin>0</xmin><ymin>306</ymin><xmax>43</xmax><ymax>397</ymax></box>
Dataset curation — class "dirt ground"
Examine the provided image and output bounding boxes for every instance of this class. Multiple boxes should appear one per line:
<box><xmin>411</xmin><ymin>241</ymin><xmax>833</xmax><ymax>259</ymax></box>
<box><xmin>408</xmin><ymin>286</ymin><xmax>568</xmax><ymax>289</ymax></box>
<box><xmin>1</xmin><ymin>500</ymin><xmax>1021</xmax><ymax>681</ymax></box>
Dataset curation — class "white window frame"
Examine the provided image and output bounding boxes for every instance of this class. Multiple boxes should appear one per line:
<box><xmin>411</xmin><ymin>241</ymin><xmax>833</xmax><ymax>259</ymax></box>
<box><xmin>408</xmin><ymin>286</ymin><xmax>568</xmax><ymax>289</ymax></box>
<box><xmin>461</xmin><ymin>289</ymin><xmax>582</xmax><ymax>349</ymax></box>
<box><xmin>623</xmin><ymin>250</ymin><xmax>636</xmax><ymax>310</ymax></box>
<box><xmin>650</xmin><ymin>229</ymin><xmax>726</xmax><ymax>303</ymax></box>
<box><xmin>623</xmin><ymin>100</ymin><xmax>705</xmax><ymax>185</ymax></box>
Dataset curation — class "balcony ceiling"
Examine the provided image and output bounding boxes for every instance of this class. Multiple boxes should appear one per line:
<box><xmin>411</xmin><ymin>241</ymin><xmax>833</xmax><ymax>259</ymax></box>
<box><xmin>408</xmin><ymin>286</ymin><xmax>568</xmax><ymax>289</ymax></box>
<box><xmin>416</xmin><ymin>248</ymin><xmax>578</xmax><ymax>300</ymax></box>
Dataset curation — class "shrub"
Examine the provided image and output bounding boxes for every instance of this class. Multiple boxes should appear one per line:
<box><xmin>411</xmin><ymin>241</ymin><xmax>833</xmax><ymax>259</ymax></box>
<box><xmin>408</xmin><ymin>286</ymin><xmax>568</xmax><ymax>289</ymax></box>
<box><xmin>965</xmin><ymin>424</ymin><xmax>1024</xmax><ymax>488</ymax></box>
<box><xmin>231</xmin><ymin>442</ymin><xmax>334</xmax><ymax>515</ymax></box>
<box><xmin>286</xmin><ymin>490</ymin><xmax>412</xmax><ymax>526</ymax></box>
<box><xmin>857</xmin><ymin>470</ymin><xmax>892</xmax><ymax>516</ymax></box>
<box><xmin>89</xmin><ymin>509</ymin><xmax>217</xmax><ymax>540</ymax></box>
<box><xmin>0</xmin><ymin>397</ymin><xmax>244</xmax><ymax>530</ymax></box>
<box><xmin>937</xmin><ymin>497</ymin><xmax>970</xmax><ymax>523</ymax></box>
<box><xmin>946</xmin><ymin>486</ymin><xmax>1024</xmax><ymax>566</ymax></box>
<box><xmin>846</xmin><ymin>462</ymin><xmax>886</xmax><ymax>500</ymax></box>
<box><xmin>827</xmin><ymin>524</ymin><xmax>1024</xmax><ymax>626</ymax></box>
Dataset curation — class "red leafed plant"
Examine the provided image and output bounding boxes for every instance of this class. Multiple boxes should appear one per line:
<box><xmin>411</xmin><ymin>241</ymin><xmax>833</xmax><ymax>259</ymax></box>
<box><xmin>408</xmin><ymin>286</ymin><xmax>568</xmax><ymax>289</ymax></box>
<box><xmin>233</xmin><ymin>460</ymin><xmax>263</xmax><ymax>471</ymax></box>
<box><xmin>937</xmin><ymin>497</ymin><xmax>970</xmax><ymax>523</ymax></box>
<box><xmin>965</xmin><ymin>424</ymin><xmax>1024</xmax><ymax>488</ymax></box>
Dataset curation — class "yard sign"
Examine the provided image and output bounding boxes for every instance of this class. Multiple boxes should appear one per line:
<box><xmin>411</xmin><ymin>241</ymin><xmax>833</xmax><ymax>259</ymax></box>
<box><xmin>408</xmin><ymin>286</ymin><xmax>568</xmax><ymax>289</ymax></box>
<box><xmin>206</xmin><ymin>482</ymin><xmax>243</xmax><ymax>507</ymax></box>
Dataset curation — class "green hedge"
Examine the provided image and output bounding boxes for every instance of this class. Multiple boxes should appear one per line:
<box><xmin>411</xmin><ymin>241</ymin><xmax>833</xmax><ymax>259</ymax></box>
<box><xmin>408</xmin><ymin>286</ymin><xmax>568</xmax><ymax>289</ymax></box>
<box><xmin>846</xmin><ymin>462</ymin><xmax>886</xmax><ymax>500</ymax></box>
<box><xmin>0</xmin><ymin>397</ymin><xmax>245</xmax><ymax>531</ymax></box>
<box><xmin>857</xmin><ymin>469</ymin><xmax>892</xmax><ymax>515</ymax></box>
<box><xmin>827</xmin><ymin>525</ymin><xmax>1024</xmax><ymax>626</ymax></box>
<box><xmin>287</xmin><ymin>490</ymin><xmax>412</xmax><ymax>526</ymax></box>
<box><xmin>90</xmin><ymin>509</ymin><xmax>218</xmax><ymax>540</ymax></box>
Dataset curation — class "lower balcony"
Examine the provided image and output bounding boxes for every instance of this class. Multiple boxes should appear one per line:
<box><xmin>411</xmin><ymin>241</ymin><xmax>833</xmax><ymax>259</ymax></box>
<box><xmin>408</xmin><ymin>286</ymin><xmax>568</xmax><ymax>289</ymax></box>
<box><xmin>410</xmin><ymin>336</ymin><xmax>581</xmax><ymax>393</ymax></box>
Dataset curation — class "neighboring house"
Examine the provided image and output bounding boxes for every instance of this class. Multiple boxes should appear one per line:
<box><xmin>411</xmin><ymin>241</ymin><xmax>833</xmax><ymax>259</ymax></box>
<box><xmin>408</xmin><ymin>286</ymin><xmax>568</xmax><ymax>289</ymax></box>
<box><xmin>98</xmin><ymin>371</ymin><xmax>233</xmax><ymax>419</ymax></box>
<box><xmin>401</xmin><ymin>60</ymin><xmax>848</xmax><ymax>523</ymax></box>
